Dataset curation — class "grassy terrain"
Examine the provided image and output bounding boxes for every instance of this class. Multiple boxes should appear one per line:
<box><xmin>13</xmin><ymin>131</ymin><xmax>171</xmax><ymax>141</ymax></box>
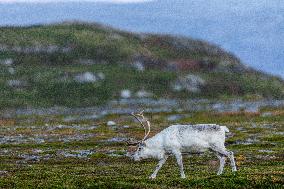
<box><xmin>0</xmin><ymin>108</ymin><xmax>283</xmax><ymax>188</ymax></box>
<box><xmin>0</xmin><ymin>22</ymin><xmax>283</xmax><ymax>108</ymax></box>
<box><xmin>0</xmin><ymin>21</ymin><xmax>283</xmax><ymax>189</ymax></box>
<box><xmin>0</xmin><ymin>62</ymin><xmax>178</xmax><ymax>107</ymax></box>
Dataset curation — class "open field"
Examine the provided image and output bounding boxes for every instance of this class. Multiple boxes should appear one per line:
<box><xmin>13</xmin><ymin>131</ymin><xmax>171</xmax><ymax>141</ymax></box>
<box><xmin>0</xmin><ymin>22</ymin><xmax>283</xmax><ymax>189</ymax></box>
<box><xmin>0</xmin><ymin>106</ymin><xmax>283</xmax><ymax>188</ymax></box>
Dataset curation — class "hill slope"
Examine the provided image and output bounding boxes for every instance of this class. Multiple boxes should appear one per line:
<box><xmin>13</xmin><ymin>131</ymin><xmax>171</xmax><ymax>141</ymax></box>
<box><xmin>0</xmin><ymin>22</ymin><xmax>283</xmax><ymax>108</ymax></box>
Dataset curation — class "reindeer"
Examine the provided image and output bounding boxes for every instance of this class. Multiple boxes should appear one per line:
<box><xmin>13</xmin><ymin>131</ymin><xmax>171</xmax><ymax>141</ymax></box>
<box><xmin>127</xmin><ymin>111</ymin><xmax>237</xmax><ymax>179</ymax></box>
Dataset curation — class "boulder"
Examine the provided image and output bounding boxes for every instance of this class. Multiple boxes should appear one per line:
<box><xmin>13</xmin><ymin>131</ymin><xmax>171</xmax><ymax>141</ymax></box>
<box><xmin>0</xmin><ymin>58</ymin><xmax>13</xmax><ymax>66</ymax></box>
<box><xmin>107</xmin><ymin>121</ymin><xmax>116</xmax><ymax>127</ymax></box>
<box><xmin>132</xmin><ymin>61</ymin><xmax>145</xmax><ymax>71</ymax></box>
<box><xmin>7</xmin><ymin>80</ymin><xmax>27</xmax><ymax>88</ymax></box>
<box><xmin>8</xmin><ymin>67</ymin><xmax>15</xmax><ymax>74</ymax></box>
<box><xmin>173</xmin><ymin>74</ymin><xmax>205</xmax><ymax>93</ymax></box>
<box><xmin>120</xmin><ymin>89</ymin><xmax>131</xmax><ymax>98</ymax></box>
<box><xmin>97</xmin><ymin>72</ymin><xmax>105</xmax><ymax>80</ymax></box>
<box><xmin>136</xmin><ymin>89</ymin><xmax>153</xmax><ymax>98</ymax></box>
<box><xmin>75</xmin><ymin>72</ymin><xmax>97</xmax><ymax>83</ymax></box>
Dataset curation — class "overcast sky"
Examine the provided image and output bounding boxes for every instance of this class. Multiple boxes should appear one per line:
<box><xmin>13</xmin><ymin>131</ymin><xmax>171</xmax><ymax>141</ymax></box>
<box><xmin>0</xmin><ymin>0</ymin><xmax>283</xmax><ymax>78</ymax></box>
<box><xmin>0</xmin><ymin>0</ymin><xmax>154</xmax><ymax>3</ymax></box>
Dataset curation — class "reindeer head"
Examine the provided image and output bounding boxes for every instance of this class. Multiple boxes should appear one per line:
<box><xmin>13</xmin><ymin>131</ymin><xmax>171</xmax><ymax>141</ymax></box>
<box><xmin>127</xmin><ymin>110</ymin><xmax>152</xmax><ymax>161</ymax></box>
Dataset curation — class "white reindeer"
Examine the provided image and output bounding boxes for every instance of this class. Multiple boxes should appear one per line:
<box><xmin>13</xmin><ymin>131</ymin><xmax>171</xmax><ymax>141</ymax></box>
<box><xmin>127</xmin><ymin>111</ymin><xmax>237</xmax><ymax>179</ymax></box>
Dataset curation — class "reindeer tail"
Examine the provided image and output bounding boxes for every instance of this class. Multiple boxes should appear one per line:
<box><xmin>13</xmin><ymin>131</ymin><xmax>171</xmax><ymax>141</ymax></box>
<box><xmin>220</xmin><ymin>126</ymin><xmax>230</xmax><ymax>133</ymax></box>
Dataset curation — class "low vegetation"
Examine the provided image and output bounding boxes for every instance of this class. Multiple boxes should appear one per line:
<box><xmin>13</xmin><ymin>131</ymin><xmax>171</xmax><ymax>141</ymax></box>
<box><xmin>0</xmin><ymin>22</ymin><xmax>283</xmax><ymax>108</ymax></box>
<box><xmin>0</xmin><ymin>21</ymin><xmax>283</xmax><ymax>189</ymax></box>
<box><xmin>0</xmin><ymin>108</ymin><xmax>283</xmax><ymax>188</ymax></box>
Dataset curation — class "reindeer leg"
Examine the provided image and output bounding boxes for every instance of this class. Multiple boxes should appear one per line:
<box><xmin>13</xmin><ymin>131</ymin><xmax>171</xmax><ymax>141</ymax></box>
<box><xmin>212</xmin><ymin>147</ymin><xmax>237</xmax><ymax>173</ymax></box>
<box><xmin>216</xmin><ymin>153</ymin><xmax>226</xmax><ymax>175</ymax></box>
<box><xmin>173</xmin><ymin>151</ymin><xmax>186</xmax><ymax>178</ymax></box>
<box><xmin>226</xmin><ymin>150</ymin><xmax>237</xmax><ymax>172</ymax></box>
<box><xmin>150</xmin><ymin>155</ymin><xmax>168</xmax><ymax>179</ymax></box>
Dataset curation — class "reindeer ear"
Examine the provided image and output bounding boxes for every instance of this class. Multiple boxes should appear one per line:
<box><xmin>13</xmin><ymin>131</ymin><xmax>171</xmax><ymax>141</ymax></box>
<box><xmin>126</xmin><ymin>138</ymin><xmax>140</xmax><ymax>146</ymax></box>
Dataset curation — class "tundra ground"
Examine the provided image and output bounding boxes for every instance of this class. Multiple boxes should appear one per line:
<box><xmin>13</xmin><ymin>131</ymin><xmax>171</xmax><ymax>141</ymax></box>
<box><xmin>0</xmin><ymin>108</ymin><xmax>283</xmax><ymax>188</ymax></box>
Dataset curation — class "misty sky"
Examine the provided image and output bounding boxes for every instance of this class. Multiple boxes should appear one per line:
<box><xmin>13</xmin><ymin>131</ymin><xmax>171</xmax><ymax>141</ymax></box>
<box><xmin>0</xmin><ymin>0</ymin><xmax>153</xmax><ymax>2</ymax></box>
<box><xmin>0</xmin><ymin>0</ymin><xmax>283</xmax><ymax>78</ymax></box>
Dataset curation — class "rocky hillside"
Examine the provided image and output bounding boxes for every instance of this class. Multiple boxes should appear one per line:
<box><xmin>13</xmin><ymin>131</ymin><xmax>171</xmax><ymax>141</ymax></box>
<box><xmin>0</xmin><ymin>22</ymin><xmax>283</xmax><ymax>107</ymax></box>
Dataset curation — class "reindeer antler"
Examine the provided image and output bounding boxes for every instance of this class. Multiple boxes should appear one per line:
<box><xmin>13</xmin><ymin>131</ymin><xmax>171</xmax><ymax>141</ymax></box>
<box><xmin>130</xmin><ymin>110</ymin><xmax>151</xmax><ymax>142</ymax></box>
<box><xmin>136</xmin><ymin>110</ymin><xmax>145</xmax><ymax>119</ymax></box>
<box><xmin>142</xmin><ymin>120</ymin><xmax>151</xmax><ymax>141</ymax></box>
<box><xmin>131</xmin><ymin>112</ymin><xmax>147</xmax><ymax>137</ymax></box>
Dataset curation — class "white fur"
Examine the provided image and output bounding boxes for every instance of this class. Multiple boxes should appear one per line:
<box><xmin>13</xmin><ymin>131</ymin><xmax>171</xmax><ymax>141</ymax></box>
<box><xmin>130</xmin><ymin>124</ymin><xmax>237</xmax><ymax>179</ymax></box>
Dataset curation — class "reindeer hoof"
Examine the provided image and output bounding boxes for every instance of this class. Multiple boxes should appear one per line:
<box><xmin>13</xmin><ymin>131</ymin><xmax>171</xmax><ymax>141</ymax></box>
<box><xmin>149</xmin><ymin>176</ymin><xmax>156</xmax><ymax>179</ymax></box>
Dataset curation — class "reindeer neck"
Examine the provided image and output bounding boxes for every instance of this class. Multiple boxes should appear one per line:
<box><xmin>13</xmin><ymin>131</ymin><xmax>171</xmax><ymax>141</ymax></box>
<box><xmin>144</xmin><ymin>133</ymin><xmax>162</xmax><ymax>147</ymax></box>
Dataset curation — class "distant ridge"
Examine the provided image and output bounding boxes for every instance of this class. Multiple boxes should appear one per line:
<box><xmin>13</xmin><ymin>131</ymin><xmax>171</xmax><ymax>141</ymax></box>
<box><xmin>0</xmin><ymin>21</ymin><xmax>283</xmax><ymax>107</ymax></box>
